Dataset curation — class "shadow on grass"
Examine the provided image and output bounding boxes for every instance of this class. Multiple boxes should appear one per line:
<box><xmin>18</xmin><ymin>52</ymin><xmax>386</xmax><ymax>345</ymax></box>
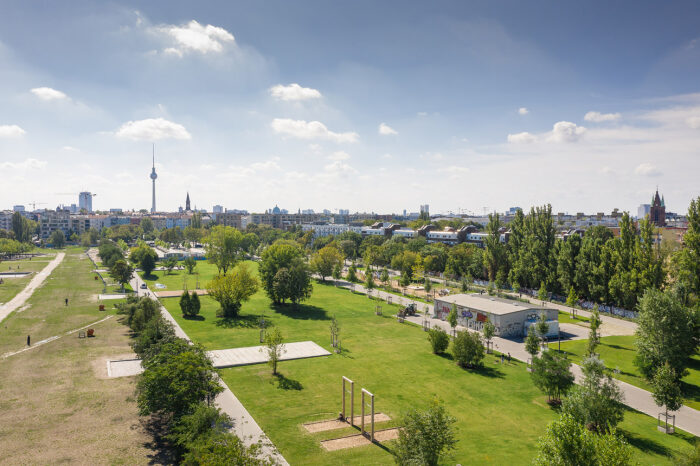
<box><xmin>183</xmin><ymin>314</ymin><xmax>205</xmax><ymax>321</ymax></box>
<box><xmin>215</xmin><ymin>314</ymin><xmax>259</xmax><ymax>329</ymax></box>
<box><xmin>604</xmin><ymin>344</ymin><xmax>632</xmax><ymax>351</ymax></box>
<box><xmin>273</xmin><ymin>373</ymin><xmax>304</xmax><ymax>390</ymax></box>
<box><xmin>621</xmin><ymin>428</ymin><xmax>675</xmax><ymax>457</ymax></box>
<box><xmin>139</xmin><ymin>414</ymin><xmax>177</xmax><ymax>465</ymax></box>
<box><xmin>271</xmin><ymin>303</ymin><xmax>330</xmax><ymax>321</ymax></box>
<box><xmin>471</xmin><ymin>364</ymin><xmax>505</xmax><ymax>379</ymax></box>
<box><xmin>436</xmin><ymin>352</ymin><xmax>454</xmax><ymax>361</ymax></box>
<box><xmin>142</xmin><ymin>273</ymin><xmax>159</xmax><ymax>281</ymax></box>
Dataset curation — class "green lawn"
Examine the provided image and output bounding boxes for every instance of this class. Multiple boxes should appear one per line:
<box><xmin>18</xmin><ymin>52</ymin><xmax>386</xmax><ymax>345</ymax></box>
<box><xmin>0</xmin><ymin>256</ymin><xmax>54</xmax><ymax>305</ymax></box>
<box><xmin>554</xmin><ymin>335</ymin><xmax>700</xmax><ymax>410</ymax></box>
<box><xmin>557</xmin><ymin>310</ymin><xmax>591</xmax><ymax>326</ymax></box>
<box><xmin>140</xmin><ymin>259</ymin><xmax>217</xmax><ymax>291</ymax></box>
<box><xmin>161</xmin><ymin>279</ymin><xmax>696</xmax><ymax>465</ymax></box>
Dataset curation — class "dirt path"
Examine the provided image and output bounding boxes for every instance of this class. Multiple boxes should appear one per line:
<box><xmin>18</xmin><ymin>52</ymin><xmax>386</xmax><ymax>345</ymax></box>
<box><xmin>0</xmin><ymin>252</ymin><xmax>65</xmax><ymax>323</ymax></box>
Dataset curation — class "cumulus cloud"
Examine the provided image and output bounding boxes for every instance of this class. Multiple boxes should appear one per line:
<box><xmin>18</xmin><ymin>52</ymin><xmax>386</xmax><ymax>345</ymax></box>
<box><xmin>269</xmin><ymin>83</ymin><xmax>321</xmax><ymax>101</ymax></box>
<box><xmin>0</xmin><ymin>158</ymin><xmax>47</xmax><ymax>170</ymax></box>
<box><xmin>507</xmin><ymin>131</ymin><xmax>536</xmax><ymax>143</ymax></box>
<box><xmin>0</xmin><ymin>124</ymin><xmax>26</xmax><ymax>138</ymax></box>
<box><xmin>250</xmin><ymin>157</ymin><xmax>281</xmax><ymax>171</ymax></box>
<box><xmin>324</xmin><ymin>160</ymin><xmax>357</xmax><ymax>175</ymax></box>
<box><xmin>154</xmin><ymin>20</ymin><xmax>234</xmax><ymax>55</ymax></box>
<box><xmin>31</xmin><ymin>87</ymin><xmax>68</xmax><ymax>101</ymax></box>
<box><xmin>115</xmin><ymin>118</ymin><xmax>191</xmax><ymax>141</ymax></box>
<box><xmin>518</xmin><ymin>107</ymin><xmax>529</xmax><ymax>115</ymax></box>
<box><xmin>687</xmin><ymin>116</ymin><xmax>700</xmax><ymax>129</ymax></box>
<box><xmin>327</xmin><ymin>151</ymin><xmax>350</xmax><ymax>161</ymax></box>
<box><xmin>584</xmin><ymin>111</ymin><xmax>621</xmax><ymax>123</ymax></box>
<box><xmin>378</xmin><ymin>122</ymin><xmax>398</xmax><ymax>135</ymax></box>
<box><xmin>634</xmin><ymin>163</ymin><xmax>662</xmax><ymax>177</ymax></box>
<box><xmin>270</xmin><ymin>118</ymin><xmax>358</xmax><ymax>143</ymax></box>
<box><xmin>547</xmin><ymin>121</ymin><xmax>586</xmax><ymax>142</ymax></box>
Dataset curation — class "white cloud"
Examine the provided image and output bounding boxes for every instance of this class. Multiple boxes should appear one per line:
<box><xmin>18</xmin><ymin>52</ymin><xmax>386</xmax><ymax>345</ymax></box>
<box><xmin>30</xmin><ymin>87</ymin><xmax>68</xmax><ymax>101</ymax></box>
<box><xmin>507</xmin><ymin>131</ymin><xmax>536</xmax><ymax>143</ymax></box>
<box><xmin>547</xmin><ymin>121</ymin><xmax>586</xmax><ymax>142</ymax></box>
<box><xmin>0</xmin><ymin>158</ymin><xmax>47</xmax><ymax>170</ymax></box>
<box><xmin>382</xmin><ymin>153</ymin><xmax>393</xmax><ymax>159</ymax></box>
<box><xmin>584</xmin><ymin>111</ymin><xmax>621</xmax><ymax>123</ymax></box>
<box><xmin>378</xmin><ymin>122</ymin><xmax>398</xmax><ymax>135</ymax></box>
<box><xmin>269</xmin><ymin>83</ymin><xmax>321</xmax><ymax>101</ymax></box>
<box><xmin>154</xmin><ymin>20</ymin><xmax>235</xmax><ymax>55</ymax></box>
<box><xmin>324</xmin><ymin>160</ymin><xmax>357</xmax><ymax>175</ymax></box>
<box><xmin>250</xmin><ymin>157</ymin><xmax>281</xmax><ymax>171</ymax></box>
<box><xmin>115</xmin><ymin>118</ymin><xmax>191</xmax><ymax>141</ymax></box>
<box><xmin>420</xmin><ymin>152</ymin><xmax>444</xmax><ymax>161</ymax></box>
<box><xmin>634</xmin><ymin>163</ymin><xmax>662</xmax><ymax>177</ymax></box>
<box><xmin>270</xmin><ymin>118</ymin><xmax>358</xmax><ymax>143</ymax></box>
<box><xmin>0</xmin><ymin>124</ymin><xmax>26</xmax><ymax>138</ymax></box>
<box><xmin>518</xmin><ymin>107</ymin><xmax>529</xmax><ymax>115</ymax></box>
<box><xmin>687</xmin><ymin>116</ymin><xmax>700</xmax><ymax>129</ymax></box>
<box><xmin>327</xmin><ymin>151</ymin><xmax>350</xmax><ymax>161</ymax></box>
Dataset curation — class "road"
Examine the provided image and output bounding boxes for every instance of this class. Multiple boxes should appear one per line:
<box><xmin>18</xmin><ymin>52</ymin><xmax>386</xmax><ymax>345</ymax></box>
<box><xmin>0</xmin><ymin>252</ymin><xmax>65</xmax><ymax>323</ymax></box>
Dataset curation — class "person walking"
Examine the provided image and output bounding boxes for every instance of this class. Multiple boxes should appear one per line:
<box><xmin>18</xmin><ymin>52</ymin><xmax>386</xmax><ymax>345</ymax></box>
<box><xmin>27</xmin><ymin>335</ymin><xmax>30</xmax><ymax>346</ymax></box>
<box><xmin>500</xmin><ymin>354</ymin><xmax>504</xmax><ymax>364</ymax></box>
<box><xmin>507</xmin><ymin>353</ymin><xmax>511</xmax><ymax>364</ymax></box>
<box><xmin>65</xmin><ymin>298</ymin><xmax>69</xmax><ymax>306</ymax></box>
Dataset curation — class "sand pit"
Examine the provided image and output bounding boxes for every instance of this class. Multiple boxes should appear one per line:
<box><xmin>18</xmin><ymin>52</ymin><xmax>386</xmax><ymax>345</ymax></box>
<box><xmin>320</xmin><ymin>428</ymin><xmax>399</xmax><ymax>451</ymax></box>
<box><xmin>303</xmin><ymin>413</ymin><xmax>391</xmax><ymax>433</ymax></box>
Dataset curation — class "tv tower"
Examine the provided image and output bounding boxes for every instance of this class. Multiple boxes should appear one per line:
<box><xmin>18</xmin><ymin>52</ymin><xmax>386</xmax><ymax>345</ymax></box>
<box><xmin>150</xmin><ymin>144</ymin><xmax>158</xmax><ymax>213</ymax></box>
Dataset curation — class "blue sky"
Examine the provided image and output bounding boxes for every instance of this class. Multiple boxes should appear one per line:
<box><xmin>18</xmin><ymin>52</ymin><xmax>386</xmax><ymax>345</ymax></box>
<box><xmin>1</xmin><ymin>0</ymin><xmax>699</xmax><ymax>215</ymax></box>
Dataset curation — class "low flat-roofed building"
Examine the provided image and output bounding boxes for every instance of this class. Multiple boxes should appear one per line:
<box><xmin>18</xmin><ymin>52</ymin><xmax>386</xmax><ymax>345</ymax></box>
<box><xmin>434</xmin><ymin>293</ymin><xmax>558</xmax><ymax>338</ymax></box>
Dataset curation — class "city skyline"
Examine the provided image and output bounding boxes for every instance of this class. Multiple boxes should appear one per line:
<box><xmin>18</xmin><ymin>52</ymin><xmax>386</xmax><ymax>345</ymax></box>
<box><xmin>1</xmin><ymin>1</ymin><xmax>699</xmax><ymax>213</ymax></box>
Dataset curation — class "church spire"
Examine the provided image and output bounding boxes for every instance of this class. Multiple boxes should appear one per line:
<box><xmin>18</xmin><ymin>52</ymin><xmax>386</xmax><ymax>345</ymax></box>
<box><xmin>186</xmin><ymin>192</ymin><xmax>191</xmax><ymax>211</ymax></box>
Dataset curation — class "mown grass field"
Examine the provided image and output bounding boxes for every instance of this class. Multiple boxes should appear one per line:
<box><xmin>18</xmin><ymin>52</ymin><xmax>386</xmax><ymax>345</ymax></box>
<box><xmin>161</xmin><ymin>271</ymin><xmax>697</xmax><ymax>465</ymax></box>
<box><xmin>0</xmin><ymin>255</ymin><xmax>54</xmax><ymax>305</ymax></box>
<box><xmin>0</xmin><ymin>247</ymin><xmax>158</xmax><ymax>464</ymax></box>
<box><xmin>555</xmin><ymin>335</ymin><xmax>700</xmax><ymax>410</ymax></box>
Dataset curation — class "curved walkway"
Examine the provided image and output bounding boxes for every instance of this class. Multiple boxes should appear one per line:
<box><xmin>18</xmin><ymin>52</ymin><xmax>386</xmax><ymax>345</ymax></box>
<box><xmin>0</xmin><ymin>252</ymin><xmax>65</xmax><ymax>323</ymax></box>
<box><xmin>130</xmin><ymin>273</ymin><xmax>289</xmax><ymax>465</ymax></box>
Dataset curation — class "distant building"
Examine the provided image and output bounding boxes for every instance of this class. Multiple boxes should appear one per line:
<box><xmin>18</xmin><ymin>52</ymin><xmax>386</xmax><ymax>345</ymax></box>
<box><xmin>78</xmin><ymin>192</ymin><xmax>93</xmax><ymax>212</ymax></box>
<box><xmin>13</xmin><ymin>205</ymin><xmax>25</xmax><ymax>212</ymax></box>
<box><xmin>338</xmin><ymin>209</ymin><xmax>350</xmax><ymax>215</ymax></box>
<box><xmin>420</xmin><ymin>204</ymin><xmax>430</xmax><ymax>215</ymax></box>
<box><xmin>508</xmin><ymin>207</ymin><xmax>522</xmax><ymax>215</ymax></box>
<box><xmin>637</xmin><ymin>204</ymin><xmax>651</xmax><ymax>220</ymax></box>
<box><xmin>649</xmin><ymin>189</ymin><xmax>666</xmax><ymax>226</ymax></box>
<box><xmin>185</xmin><ymin>192</ymin><xmax>191</xmax><ymax>211</ymax></box>
<box><xmin>213</xmin><ymin>205</ymin><xmax>223</xmax><ymax>214</ymax></box>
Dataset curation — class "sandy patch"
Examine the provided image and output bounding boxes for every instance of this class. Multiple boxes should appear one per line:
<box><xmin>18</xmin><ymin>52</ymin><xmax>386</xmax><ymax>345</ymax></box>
<box><xmin>304</xmin><ymin>413</ymin><xmax>391</xmax><ymax>433</ymax></box>
<box><xmin>320</xmin><ymin>428</ymin><xmax>399</xmax><ymax>451</ymax></box>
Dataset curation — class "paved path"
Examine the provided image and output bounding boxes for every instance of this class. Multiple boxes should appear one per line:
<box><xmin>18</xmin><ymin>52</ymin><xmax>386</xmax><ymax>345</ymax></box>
<box><xmin>339</xmin><ymin>278</ymin><xmax>700</xmax><ymax>437</ymax></box>
<box><xmin>130</xmin><ymin>273</ymin><xmax>289</xmax><ymax>465</ymax></box>
<box><xmin>0</xmin><ymin>252</ymin><xmax>65</xmax><ymax>323</ymax></box>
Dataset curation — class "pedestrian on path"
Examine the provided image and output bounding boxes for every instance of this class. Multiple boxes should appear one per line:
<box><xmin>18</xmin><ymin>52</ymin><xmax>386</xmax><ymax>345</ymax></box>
<box><xmin>507</xmin><ymin>353</ymin><xmax>511</xmax><ymax>364</ymax></box>
<box><xmin>27</xmin><ymin>335</ymin><xmax>30</xmax><ymax>346</ymax></box>
<box><xmin>65</xmin><ymin>298</ymin><xmax>68</xmax><ymax>306</ymax></box>
<box><xmin>500</xmin><ymin>354</ymin><xmax>504</xmax><ymax>364</ymax></box>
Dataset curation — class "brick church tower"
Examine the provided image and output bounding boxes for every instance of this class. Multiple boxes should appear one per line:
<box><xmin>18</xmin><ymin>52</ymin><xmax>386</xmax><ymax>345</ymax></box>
<box><xmin>649</xmin><ymin>189</ymin><xmax>666</xmax><ymax>226</ymax></box>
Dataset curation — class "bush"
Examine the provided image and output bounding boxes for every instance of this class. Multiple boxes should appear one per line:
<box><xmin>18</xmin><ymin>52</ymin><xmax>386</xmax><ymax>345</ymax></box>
<box><xmin>131</xmin><ymin>315</ymin><xmax>176</xmax><ymax>359</ymax></box>
<box><xmin>531</xmin><ymin>350</ymin><xmax>575</xmax><ymax>404</ymax></box>
<box><xmin>393</xmin><ymin>398</ymin><xmax>457</xmax><ymax>466</ymax></box>
<box><xmin>180</xmin><ymin>290</ymin><xmax>192</xmax><ymax>316</ymax></box>
<box><xmin>117</xmin><ymin>296</ymin><xmax>159</xmax><ymax>332</ymax></box>
<box><xmin>168</xmin><ymin>403</ymin><xmax>232</xmax><ymax>452</ymax></box>
<box><xmin>190</xmin><ymin>292</ymin><xmax>201</xmax><ymax>316</ymax></box>
<box><xmin>452</xmin><ymin>331</ymin><xmax>484</xmax><ymax>369</ymax></box>
<box><xmin>428</xmin><ymin>327</ymin><xmax>449</xmax><ymax>354</ymax></box>
<box><xmin>207</xmin><ymin>263</ymin><xmax>260</xmax><ymax>318</ymax></box>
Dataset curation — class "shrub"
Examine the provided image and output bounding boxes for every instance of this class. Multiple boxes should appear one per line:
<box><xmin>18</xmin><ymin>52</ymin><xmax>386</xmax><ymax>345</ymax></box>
<box><xmin>131</xmin><ymin>315</ymin><xmax>176</xmax><ymax>359</ymax></box>
<box><xmin>531</xmin><ymin>350</ymin><xmax>575</xmax><ymax>404</ymax></box>
<box><xmin>452</xmin><ymin>331</ymin><xmax>484</xmax><ymax>369</ymax></box>
<box><xmin>180</xmin><ymin>290</ymin><xmax>192</xmax><ymax>316</ymax></box>
<box><xmin>428</xmin><ymin>327</ymin><xmax>449</xmax><ymax>354</ymax></box>
<box><xmin>190</xmin><ymin>292</ymin><xmax>201</xmax><ymax>316</ymax></box>
<box><xmin>393</xmin><ymin>398</ymin><xmax>457</xmax><ymax>466</ymax></box>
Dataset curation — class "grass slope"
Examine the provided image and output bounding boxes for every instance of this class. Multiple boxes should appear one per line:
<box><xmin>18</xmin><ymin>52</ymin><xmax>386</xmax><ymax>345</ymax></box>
<box><xmin>0</xmin><ymin>256</ymin><xmax>54</xmax><ymax>305</ymax></box>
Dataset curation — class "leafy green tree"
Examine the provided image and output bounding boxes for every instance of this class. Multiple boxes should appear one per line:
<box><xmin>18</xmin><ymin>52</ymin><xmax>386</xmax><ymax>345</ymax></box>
<box><xmin>399</xmin><ymin>270</ymin><xmax>410</xmax><ymax>287</ymax></box>
<box><xmin>168</xmin><ymin>403</ymin><xmax>231</xmax><ymax>452</ymax></box>
<box><xmin>163</xmin><ymin>256</ymin><xmax>178</xmax><ymax>275</ymax></box>
<box><xmin>483</xmin><ymin>319</ymin><xmax>495</xmax><ymax>353</ymax></box>
<box><xmin>262</xmin><ymin>327</ymin><xmax>285</xmax><ymax>375</ymax></box>
<box><xmin>531</xmin><ymin>350</ymin><xmax>575</xmax><ymax>403</ymax></box>
<box><xmin>183</xmin><ymin>256</ymin><xmax>197</xmax><ymax>274</ymax></box>
<box><xmin>131</xmin><ymin>315</ymin><xmax>176</xmax><ymax>359</ymax></box>
<box><xmin>117</xmin><ymin>296</ymin><xmax>159</xmax><ymax>332</ymax></box>
<box><xmin>565</xmin><ymin>286</ymin><xmax>577</xmax><ymax>313</ymax></box>
<box><xmin>393</xmin><ymin>398</ymin><xmax>457</xmax><ymax>466</ymax></box>
<box><xmin>652</xmin><ymin>362</ymin><xmax>684</xmax><ymax>431</ymax></box>
<box><xmin>533</xmin><ymin>414</ymin><xmax>632</xmax><ymax>466</ymax></box>
<box><xmin>587</xmin><ymin>305</ymin><xmax>602</xmax><ymax>356</ymax></box>
<box><xmin>346</xmin><ymin>264</ymin><xmax>358</xmax><ymax>283</ymax></box>
<box><xmin>447</xmin><ymin>303</ymin><xmax>458</xmax><ymax>332</ymax></box>
<box><xmin>140</xmin><ymin>217</ymin><xmax>154</xmax><ymax>234</ymax></box>
<box><xmin>310</xmin><ymin>245</ymin><xmax>344</xmax><ymax>282</ymax></box>
<box><xmin>272</xmin><ymin>258</ymin><xmax>312</xmax><ymax>305</ymax></box>
<box><xmin>190</xmin><ymin>291</ymin><xmax>201</xmax><ymax>316</ymax></box>
<box><xmin>332</xmin><ymin>262</ymin><xmax>342</xmax><ymax>281</ymax></box>
<box><xmin>380</xmin><ymin>267</ymin><xmax>389</xmax><ymax>284</ymax></box>
<box><xmin>673</xmin><ymin>442</ymin><xmax>700</xmax><ymax>466</ymax></box>
<box><xmin>561</xmin><ymin>356</ymin><xmax>625</xmax><ymax>433</ymax></box>
<box><xmin>204</xmin><ymin>225</ymin><xmax>243</xmax><ymax>276</ymax></box>
<box><xmin>671</xmin><ymin>197</ymin><xmax>700</xmax><ymax>304</ymax></box>
<box><xmin>136</xmin><ymin>340</ymin><xmax>222</xmax><ymax>420</ymax></box>
<box><xmin>537</xmin><ymin>281</ymin><xmax>548</xmax><ymax>302</ymax></box>
<box><xmin>452</xmin><ymin>330</ymin><xmax>484</xmax><ymax>369</ymax></box>
<box><xmin>525</xmin><ymin>329</ymin><xmax>540</xmax><ymax>358</ymax></box>
<box><xmin>180</xmin><ymin>290</ymin><xmax>192</xmax><ymax>316</ymax></box>
<box><xmin>635</xmin><ymin>288</ymin><xmax>699</xmax><ymax>381</ymax></box>
<box><xmin>183</xmin><ymin>430</ymin><xmax>272</xmax><ymax>465</ymax></box>
<box><xmin>109</xmin><ymin>259</ymin><xmax>133</xmax><ymax>291</ymax></box>
<box><xmin>160</xmin><ymin>226</ymin><xmax>184</xmax><ymax>244</ymax></box>
<box><xmin>424</xmin><ymin>277</ymin><xmax>432</xmax><ymax>294</ymax></box>
<box><xmin>483</xmin><ymin>213</ymin><xmax>506</xmax><ymax>282</ymax></box>
<box><xmin>536</xmin><ymin>313</ymin><xmax>550</xmax><ymax>347</ymax></box>
<box><xmin>207</xmin><ymin>263</ymin><xmax>260</xmax><ymax>318</ymax></box>
<box><xmin>365</xmin><ymin>269</ymin><xmax>375</xmax><ymax>291</ymax></box>
<box><xmin>260</xmin><ymin>240</ymin><xmax>305</xmax><ymax>303</ymax></box>
<box><xmin>130</xmin><ymin>244</ymin><xmax>158</xmax><ymax>276</ymax></box>
<box><xmin>558</xmin><ymin>235</ymin><xmax>582</xmax><ymax>293</ymax></box>
<box><xmin>49</xmin><ymin>229</ymin><xmax>66</xmax><ymax>248</ymax></box>
<box><xmin>461</xmin><ymin>276</ymin><xmax>470</xmax><ymax>292</ymax></box>
<box><xmin>428</xmin><ymin>327</ymin><xmax>449</xmax><ymax>354</ymax></box>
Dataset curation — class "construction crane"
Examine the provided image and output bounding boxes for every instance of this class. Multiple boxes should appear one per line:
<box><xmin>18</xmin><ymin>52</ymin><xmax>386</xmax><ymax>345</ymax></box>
<box><xmin>54</xmin><ymin>192</ymin><xmax>97</xmax><ymax>197</ymax></box>
<box><xmin>27</xmin><ymin>201</ymin><xmax>47</xmax><ymax>210</ymax></box>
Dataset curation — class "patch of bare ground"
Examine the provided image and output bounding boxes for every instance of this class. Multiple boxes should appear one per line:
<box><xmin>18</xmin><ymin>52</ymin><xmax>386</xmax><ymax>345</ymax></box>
<box><xmin>320</xmin><ymin>428</ymin><xmax>400</xmax><ymax>451</ymax></box>
<box><xmin>303</xmin><ymin>413</ymin><xmax>391</xmax><ymax>433</ymax></box>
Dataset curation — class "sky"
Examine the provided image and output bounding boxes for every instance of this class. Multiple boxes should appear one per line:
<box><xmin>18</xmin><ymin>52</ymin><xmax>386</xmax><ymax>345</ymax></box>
<box><xmin>1</xmin><ymin>0</ymin><xmax>699</xmax><ymax>216</ymax></box>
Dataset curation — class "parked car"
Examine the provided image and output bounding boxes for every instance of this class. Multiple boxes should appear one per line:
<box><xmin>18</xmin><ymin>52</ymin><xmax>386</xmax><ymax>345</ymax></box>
<box><xmin>140</xmin><ymin>283</ymin><xmax>147</xmax><ymax>289</ymax></box>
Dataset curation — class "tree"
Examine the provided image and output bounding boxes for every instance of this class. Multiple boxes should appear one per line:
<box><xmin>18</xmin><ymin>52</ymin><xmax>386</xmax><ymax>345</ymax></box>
<box><xmin>671</xmin><ymin>197</ymin><xmax>700</xmax><ymax>304</ymax></box>
<box><xmin>180</xmin><ymin>290</ymin><xmax>192</xmax><ymax>316</ymax></box>
<box><xmin>538</xmin><ymin>281</ymin><xmax>548</xmax><ymax>303</ymax></box>
<box><xmin>483</xmin><ymin>319</ymin><xmax>495</xmax><ymax>353</ymax></box>
<box><xmin>483</xmin><ymin>213</ymin><xmax>506</xmax><ymax>282</ymax></box>
<box><xmin>272</xmin><ymin>259</ymin><xmax>312</xmax><ymax>305</ymax></box>
<box><xmin>533</xmin><ymin>414</ymin><xmax>632</xmax><ymax>466</ymax></box>
<box><xmin>260</xmin><ymin>240</ymin><xmax>305</xmax><ymax>303</ymax></box>
<box><xmin>131</xmin><ymin>315</ymin><xmax>176</xmax><ymax>359</ymax></box>
<box><xmin>652</xmin><ymin>362</ymin><xmax>684</xmax><ymax>431</ymax></box>
<box><xmin>109</xmin><ymin>259</ymin><xmax>133</xmax><ymax>291</ymax></box>
<box><xmin>332</xmin><ymin>262</ymin><xmax>342</xmax><ymax>281</ymax></box>
<box><xmin>393</xmin><ymin>398</ymin><xmax>457</xmax><ymax>466</ymax></box>
<box><xmin>346</xmin><ymin>264</ymin><xmax>358</xmax><ymax>283</ymax></box>
<box><xmin>49</xmin><ymin>230</ymin><xmax>66</xmax><ymax>248</ymax></box>
<box><xmin>536</xmin><ymin>313</ymin><xmax>550</xmax><ymax>348</ymax></box>
<box><xmin>461</xmin><ymin>276</ymin><xmax>470</xmax><ymax>292</ymax></box>
<box><xmin>136</xmin><ymin>340</ymin><xmax>222</xmax><ymax>421</ymax></box>
<box><xmin>399</xmin><ymin>270</ymin><xmax>410</xmax><ymax>287</ymax></box>
<box><xmin>140</xmin><ymin>217</ymin><xmax>154</xmax><ymax>234</ymax></box>
<box><xmin>204</xmin><ymin>225</ymin><xmax>243</xmax><ymax>276</ymax></box>
<box><xmin>424</xmin><ymin>277</ymin><xmax>432</xmax><ymax>294</ymax></box>
<box><xmin>447</xmin><ymin>303</ymin><xmax>458</xmax><ymax>333</ymax></box>
<box><xmin>587</xmin><ymin>305</ymin><xmax>602</xmax><ymax>356</ymax></box>
<box><xmin>565</xmin><ymin>286</ymin><xmax>577</xmax><ymax>314</ymax></box>
<box><xmin>190</xmin><ymin>291</ymin><xmax>201</xmax><ymax>317</ymax></box>
<box><xmin>365</xmin><ymin>269</ymin><xmax>375</xmax><ymax>292</ymax></box>
<box><xmin>452</xmin><ymin>330</ymin><xmax>484</xmax><ymax>369</ymax></box>
<box><xmin>531</xmin><ymin>350</ymin><xmax>575</xmax><ymax>403</ymax></box>
<box><xmin>428</xmin><ymin>327</ymin><xmax>449</xmax><ymax>354</ymax></box>
<box><xmin>183</xmin><ymin>256</ymin><xmax>197</xmax><ymax>274</ymax></box>
<box><xmin>525</xmin><ymin>329</ymin><xmax>540</xmax><ymax>358</ymax></box>
<box><xmin>635</xmin><ymin>288</ymin><xmax>699</xmax><ymax>382</ymax></box>
<box><xmin>163</xmin><ymin>256</ymin><xmax>178</xmax><ymax>275</ymax></box>
<box><xmin>262</xmin><ymin>327</ymin><xmax>285</xmax><ymax>375</ymax></box>
<box><xmin>380</xmin><ymin>267</ymin><xmax>389</xmax><ymax>284</ymax></box>
<box><xmin>184</xmin><ymin>431</ymin><xmax>272</xmax><ymax>465</ymax></box>
<box><xmin>207</xmin><ymin>263</ymin><xmax>260</xmax><ymax>318</ymax></box>
<box><xmin>131</xmin><ymin>244</ymin><xmax>158</xmax><ymax>276</ymax></box>
<box><xmin>561</xmin><ymin>356</ymin><xmax>625</xmax><ymax>433</ymax></box>
<box><xmin>310</xmin><ymin>244</ymin><xmax>344</xmax><ymax>282</ymax></box>
<box><xmin>168</xmin><ymin>403</ymin><xmax>231</xmax><ymax>452</ymax></box>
